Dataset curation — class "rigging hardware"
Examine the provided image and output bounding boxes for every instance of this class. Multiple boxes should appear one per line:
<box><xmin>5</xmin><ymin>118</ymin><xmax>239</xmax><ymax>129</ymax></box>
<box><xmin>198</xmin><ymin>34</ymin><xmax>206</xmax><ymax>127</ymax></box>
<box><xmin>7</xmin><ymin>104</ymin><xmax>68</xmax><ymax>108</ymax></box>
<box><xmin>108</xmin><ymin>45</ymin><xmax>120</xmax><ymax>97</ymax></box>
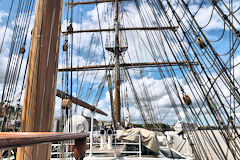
<box><xmin>19</xmin><ymin>47</ymin><xmax>25</xmax><ymax>54</ymax></box>
<box><xmin>62</xmin><ymin>43</ymin><xmax>68</xmax><ymax>51</ymax></box>
<box><xmin>196</xmin><ymin>36</ymin><xmax>206</xmax><ymax>49</ymax></box>
<box><xmin>183</xmin><ymin>94</ymin><xmax>192</xmax><ymax>106</ymax></box>
<box><xmin>61</xmin><ymin>98</ymin><xmax>72</xmax><ymax>109</ymax></box>
<box><xmin>67</xmin><ymin>24</ymin><xmax>73</xmax><ymax>33</ymax></box>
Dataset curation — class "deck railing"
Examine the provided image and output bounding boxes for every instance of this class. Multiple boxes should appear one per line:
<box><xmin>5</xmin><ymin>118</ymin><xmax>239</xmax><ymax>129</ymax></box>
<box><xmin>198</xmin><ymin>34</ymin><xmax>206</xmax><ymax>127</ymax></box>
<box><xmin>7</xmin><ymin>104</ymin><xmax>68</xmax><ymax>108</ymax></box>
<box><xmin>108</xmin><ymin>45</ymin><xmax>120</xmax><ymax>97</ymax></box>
<box><xmin>86</xmin><ymin>132</ymin><xmax>142</xmax><ymax>158</ymax></box>
<box><xmin>50</xmin><ymin>132</ymin><xmax>142</xmax><ymax>158</ymax></box>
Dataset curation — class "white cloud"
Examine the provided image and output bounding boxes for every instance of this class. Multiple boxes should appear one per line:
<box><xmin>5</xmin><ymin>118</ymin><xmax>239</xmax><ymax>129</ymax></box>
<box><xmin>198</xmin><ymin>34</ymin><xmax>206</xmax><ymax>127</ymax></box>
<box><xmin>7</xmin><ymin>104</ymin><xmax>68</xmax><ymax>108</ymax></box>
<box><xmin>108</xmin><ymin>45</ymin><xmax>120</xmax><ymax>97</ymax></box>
<box><xmin>0</xmin><ymin>11</ymin><xmax>8</xmax><ymax>23</ymax></box>
<box><xmin>0</xmin><ymin>26</ymin><xmax>13</xmax><ymax>46</ymax></box>
<box><xmin>0</xmin><ymin>54</ymin><xmax>8</xmax><ymax>88</ymax></box>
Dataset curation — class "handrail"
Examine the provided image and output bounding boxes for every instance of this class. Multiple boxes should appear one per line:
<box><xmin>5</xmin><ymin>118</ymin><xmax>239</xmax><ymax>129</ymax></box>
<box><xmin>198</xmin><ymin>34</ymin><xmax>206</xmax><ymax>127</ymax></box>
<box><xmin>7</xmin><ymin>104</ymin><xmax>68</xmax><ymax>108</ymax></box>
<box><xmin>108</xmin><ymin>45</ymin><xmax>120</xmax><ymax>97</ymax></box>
<box><xmin>0</xmin><ymin>132</ymin><xmax>89</xmax><ymax>149</ymax></box>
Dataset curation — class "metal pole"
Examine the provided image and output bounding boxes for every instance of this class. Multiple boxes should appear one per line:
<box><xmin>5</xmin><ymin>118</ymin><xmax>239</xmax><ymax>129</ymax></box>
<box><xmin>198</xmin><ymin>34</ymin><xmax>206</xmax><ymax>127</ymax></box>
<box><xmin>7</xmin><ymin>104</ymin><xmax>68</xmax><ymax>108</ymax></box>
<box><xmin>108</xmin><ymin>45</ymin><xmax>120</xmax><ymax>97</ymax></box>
<box><xmin>139</xmin><ymin>134</ymin><xmax>141</xmax><ymax>158</ymax></box>
<box><xmin>107</xmin><ymin>74</ymin><xmax>116</xmax><ymax>129</ymax></box>
<box><xmin>114</xmin><ymin>134</ymin><xmax>117</xmax><ymax>157</ymax></box>
<box><xmin>186</xmin><ymin>135</ymin><xmax>190</xmax><ymax>157</ymax></box>
<box><xmin>100</xmin><ymin>134</ymin><xmax>104</xmax><ymax>149</ymax></box>
<box><xmin>89</xmin><ymin>111</ymin><xmax>95</xmax><ymax>157</ymax></box>
<box><xmin>107</xmin><ymin>135</ymin><xmax>113</xmax><ymax>149</ymax></box>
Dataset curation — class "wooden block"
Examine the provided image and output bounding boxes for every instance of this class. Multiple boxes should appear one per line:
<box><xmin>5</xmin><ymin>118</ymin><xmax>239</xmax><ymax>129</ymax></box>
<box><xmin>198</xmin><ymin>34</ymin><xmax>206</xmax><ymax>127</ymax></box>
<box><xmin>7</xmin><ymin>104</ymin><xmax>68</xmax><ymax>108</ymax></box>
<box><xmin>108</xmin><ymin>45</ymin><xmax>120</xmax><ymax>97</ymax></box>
<box><xmin>74</xmin><ymin>138</ymin><xmax>86</xmax><ymax>160</ymax></box>
<box><xmin>61</xmin><ymin>99</ymin><xmax>72</xmax><ymax>109</ymax></box>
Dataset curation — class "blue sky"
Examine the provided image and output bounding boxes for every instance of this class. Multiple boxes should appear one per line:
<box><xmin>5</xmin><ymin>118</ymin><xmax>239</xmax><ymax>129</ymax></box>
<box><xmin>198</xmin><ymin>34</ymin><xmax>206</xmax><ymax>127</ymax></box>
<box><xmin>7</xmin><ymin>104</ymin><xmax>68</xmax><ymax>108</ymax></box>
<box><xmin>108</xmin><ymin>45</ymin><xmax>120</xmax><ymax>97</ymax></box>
<box><xmin>0</xmin><ymin>0</ymin><xmax>240</xmax><ymax>125</ymax></box>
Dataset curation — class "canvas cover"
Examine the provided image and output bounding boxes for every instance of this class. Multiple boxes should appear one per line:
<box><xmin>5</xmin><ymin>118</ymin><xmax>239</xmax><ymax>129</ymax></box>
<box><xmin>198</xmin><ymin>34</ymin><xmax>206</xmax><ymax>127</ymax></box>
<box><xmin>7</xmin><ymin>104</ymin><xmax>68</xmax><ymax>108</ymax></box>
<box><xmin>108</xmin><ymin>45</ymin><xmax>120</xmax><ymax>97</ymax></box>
<box><xmin>117</xmin><ymin>128</ymin><xmax>159</xmax><ymax>153</ymax></box>
<box><xmin>64</xmin><ymin>115</ymin><xmax>89</xmax><ymax>133</ymax></box>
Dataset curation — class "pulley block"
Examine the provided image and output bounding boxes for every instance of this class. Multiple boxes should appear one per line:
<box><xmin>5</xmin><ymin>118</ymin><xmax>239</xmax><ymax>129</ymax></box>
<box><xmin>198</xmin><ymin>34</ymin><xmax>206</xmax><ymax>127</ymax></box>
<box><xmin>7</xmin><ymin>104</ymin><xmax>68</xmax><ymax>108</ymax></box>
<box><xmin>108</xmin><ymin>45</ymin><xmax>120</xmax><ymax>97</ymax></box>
<box><xmin>196</xmin><ymin>37</ymin><xmax>206</xmax><ymax>49</ymax></box>
<box><xmin>19</xmin><ymin>47</ymin><xmax>25</xmax><ymax>54</ymax></box>
<box><xmin>61</xmin><ymin>98</ymin><xmax>72</xmax><ymax>109</ymax></box>
<box><xmin>67</xmin><ymin>24</ymin><xmax>73</xmax><ymax>33</ymax></box>
<box><xmin>183</xmin><ymin>94</ymin><xmax>192</xmax><ymax>106</ymax></box>
<box><xmin>62</xmin><ymin>44</ymin><xmax>68</xmax><ymax>51</ymax></box>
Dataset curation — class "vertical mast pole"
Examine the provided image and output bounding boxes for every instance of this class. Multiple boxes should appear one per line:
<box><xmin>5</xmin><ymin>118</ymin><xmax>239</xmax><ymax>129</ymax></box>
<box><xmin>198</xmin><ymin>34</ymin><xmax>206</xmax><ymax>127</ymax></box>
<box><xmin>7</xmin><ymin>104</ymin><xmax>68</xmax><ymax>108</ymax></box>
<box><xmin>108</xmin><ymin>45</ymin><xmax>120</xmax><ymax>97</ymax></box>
<box><xmin>16</xmin><ymin>0</ymin><xmax>63</xmax><ymax>159</ymax></box>
<box><xmin>114</xmin><ymin>0</ymin><xmax>121</xmax><ymax>124</ymax></box>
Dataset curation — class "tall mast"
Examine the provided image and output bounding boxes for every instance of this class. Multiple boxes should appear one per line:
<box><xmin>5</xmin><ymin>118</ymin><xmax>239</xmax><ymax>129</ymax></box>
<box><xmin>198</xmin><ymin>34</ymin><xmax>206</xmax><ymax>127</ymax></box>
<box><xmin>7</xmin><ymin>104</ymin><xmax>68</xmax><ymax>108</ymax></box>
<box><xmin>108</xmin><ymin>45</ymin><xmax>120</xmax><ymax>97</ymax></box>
<box><xmin>63</xmin><ymin>1</ymin><xmax>180</xmax><ymax>126</ymax></box>
<box><xmin>114</xmin><ymin>0</ymin><xmax>121</xmax><ymax>124</ymax></box>
<box><xmin>16</xmin><ymin>0</ymin><xmax>63</xmax><ymax>159</ymax></box>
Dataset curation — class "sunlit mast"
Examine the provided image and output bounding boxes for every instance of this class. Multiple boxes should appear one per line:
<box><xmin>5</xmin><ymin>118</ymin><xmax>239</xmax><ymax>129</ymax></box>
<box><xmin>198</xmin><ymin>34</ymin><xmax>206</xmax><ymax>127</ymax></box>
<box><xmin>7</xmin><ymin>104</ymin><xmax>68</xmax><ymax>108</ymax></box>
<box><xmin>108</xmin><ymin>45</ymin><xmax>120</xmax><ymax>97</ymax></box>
<box><xmin>16</xmin><ymin>0</ymin><xmax>63</xmax><ymax>159</ymax></box>
<box><xmin>114</xmin><ymin>0</ymin><xmax>121</xmax><ymax>125</ymax></box>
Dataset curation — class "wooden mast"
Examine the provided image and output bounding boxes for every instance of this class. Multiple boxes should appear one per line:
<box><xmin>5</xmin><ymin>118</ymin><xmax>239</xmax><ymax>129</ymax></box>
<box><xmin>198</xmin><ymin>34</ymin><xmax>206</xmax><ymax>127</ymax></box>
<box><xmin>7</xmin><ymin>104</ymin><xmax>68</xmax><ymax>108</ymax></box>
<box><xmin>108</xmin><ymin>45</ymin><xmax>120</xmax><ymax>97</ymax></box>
<box><xmin>114</xmin><ymin>0</ymin><xmax>121</xmax><ymax>124</ymax></box>
<box><xmin>16</xmin><ymin>0</ymin><xmax>63</xmax><ymax>159</ymax></box>
<box><xmin>61</xmin><ymin>26</ymin><xmax>178</xmax><ymax>34</ymax></box>
<box><xmin>58</xmin><ymin>61</ymin><xmax>199</xmax><ymax>71</ymax></box>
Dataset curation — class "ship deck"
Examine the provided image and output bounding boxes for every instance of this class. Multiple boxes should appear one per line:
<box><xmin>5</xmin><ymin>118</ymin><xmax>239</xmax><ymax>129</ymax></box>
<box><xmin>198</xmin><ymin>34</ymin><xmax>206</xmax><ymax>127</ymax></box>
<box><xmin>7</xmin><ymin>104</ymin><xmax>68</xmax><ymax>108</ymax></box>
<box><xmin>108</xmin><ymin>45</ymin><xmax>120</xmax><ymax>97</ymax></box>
<box><xmin>86</xmin><ymin>144</ymin><xmax>126</xmax><ymax>157</ymax></box>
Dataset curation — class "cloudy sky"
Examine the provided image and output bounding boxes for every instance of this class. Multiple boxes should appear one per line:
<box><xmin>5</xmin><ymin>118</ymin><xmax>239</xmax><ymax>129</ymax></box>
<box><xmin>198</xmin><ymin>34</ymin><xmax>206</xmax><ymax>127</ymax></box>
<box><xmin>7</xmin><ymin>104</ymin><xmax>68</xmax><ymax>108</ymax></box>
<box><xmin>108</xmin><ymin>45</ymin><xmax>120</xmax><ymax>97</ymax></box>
<box><xmin>0</xmin><ymin>0</ymin><xmax>240</xmax><ymax>126</ymax></box>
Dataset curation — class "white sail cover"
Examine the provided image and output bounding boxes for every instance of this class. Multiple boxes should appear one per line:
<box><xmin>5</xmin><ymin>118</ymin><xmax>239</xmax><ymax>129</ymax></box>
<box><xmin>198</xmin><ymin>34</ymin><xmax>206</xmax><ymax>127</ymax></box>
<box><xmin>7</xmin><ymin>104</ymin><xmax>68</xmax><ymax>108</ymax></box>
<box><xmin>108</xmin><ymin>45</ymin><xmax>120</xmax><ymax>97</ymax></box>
<box><xmin>64</xmin><ymin>115</ymin><xmax>89</xmax><ymax>133</ymax></box>
<box><xmin>117</xmin><ymin>128</ymin><xmax>159</xmax><ymax>153</ymax></box>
